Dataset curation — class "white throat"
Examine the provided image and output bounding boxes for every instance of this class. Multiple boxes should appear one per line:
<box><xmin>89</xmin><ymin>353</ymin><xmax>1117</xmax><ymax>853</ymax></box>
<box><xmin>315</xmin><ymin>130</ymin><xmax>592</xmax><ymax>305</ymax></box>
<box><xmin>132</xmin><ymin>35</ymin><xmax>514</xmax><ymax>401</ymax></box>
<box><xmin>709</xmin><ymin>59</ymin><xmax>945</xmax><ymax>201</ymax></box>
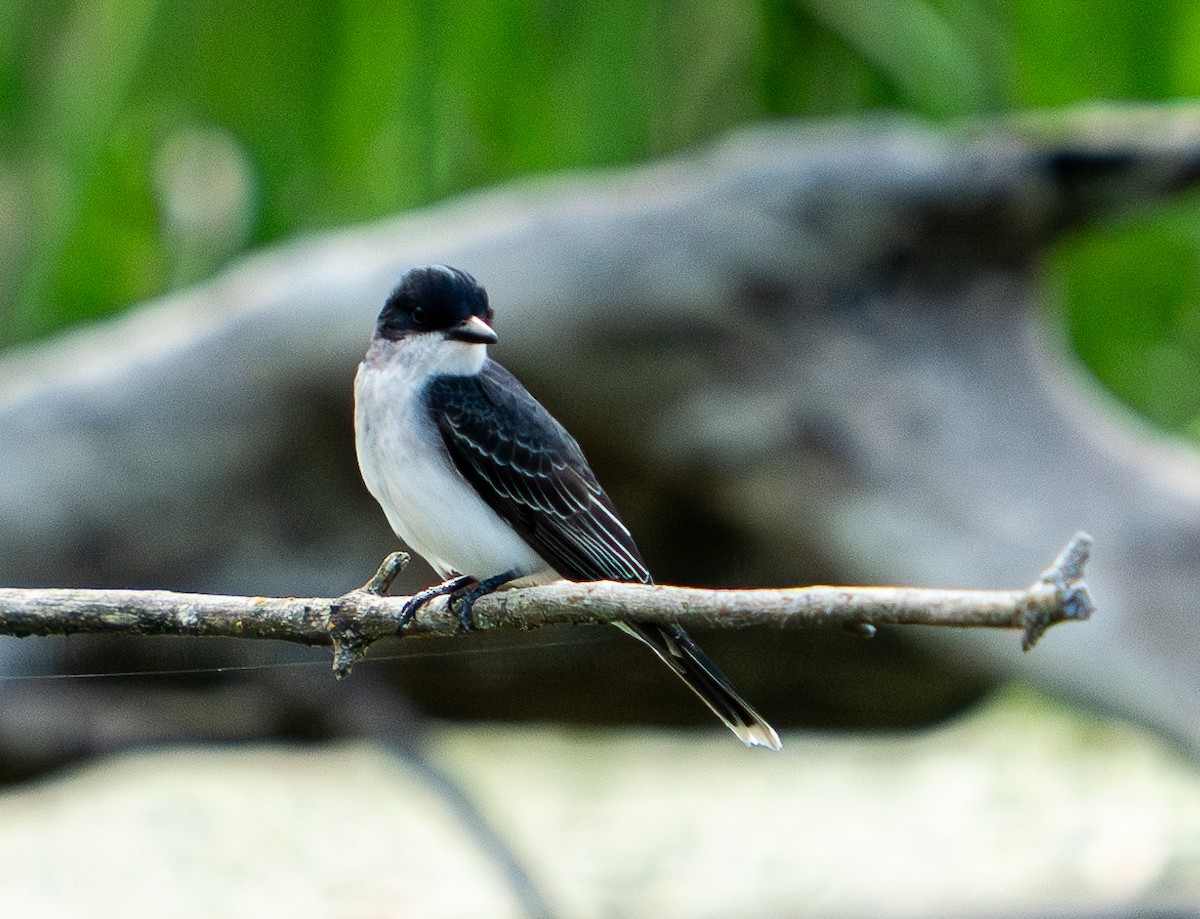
<box><xmin>361</xmin><ymin>332</ymin><xmax>488</xmax><ymax>378</ymax></box>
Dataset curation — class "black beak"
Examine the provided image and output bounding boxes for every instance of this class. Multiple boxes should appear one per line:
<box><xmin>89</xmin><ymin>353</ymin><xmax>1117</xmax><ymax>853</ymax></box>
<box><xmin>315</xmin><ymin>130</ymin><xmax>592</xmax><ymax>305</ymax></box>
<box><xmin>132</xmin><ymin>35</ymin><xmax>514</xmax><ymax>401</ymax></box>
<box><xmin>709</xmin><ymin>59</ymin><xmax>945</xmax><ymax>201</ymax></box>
<box><xmin>448</xmin><ymin>315</ymin><xmax>498</xmax><ymax>345</ymax></box>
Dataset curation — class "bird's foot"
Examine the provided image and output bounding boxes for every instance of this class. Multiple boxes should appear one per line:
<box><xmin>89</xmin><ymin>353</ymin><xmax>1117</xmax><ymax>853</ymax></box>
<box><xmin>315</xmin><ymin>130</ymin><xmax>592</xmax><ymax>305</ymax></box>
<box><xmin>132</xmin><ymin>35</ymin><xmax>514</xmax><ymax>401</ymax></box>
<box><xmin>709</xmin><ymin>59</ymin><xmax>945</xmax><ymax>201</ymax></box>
<box><xmin>398</xmin><ymin>574</ymin><xmax>473</xmax><ymax>631</ymax></box>
<box><xmin>447</xmin><ymin>570</ymin><xmax>519</xmax><ymax>631</ymax></box>
<box><xmin>360</xmin><ymin>551</ymin><xmax>410</xmax><ymax>595</ymax></box>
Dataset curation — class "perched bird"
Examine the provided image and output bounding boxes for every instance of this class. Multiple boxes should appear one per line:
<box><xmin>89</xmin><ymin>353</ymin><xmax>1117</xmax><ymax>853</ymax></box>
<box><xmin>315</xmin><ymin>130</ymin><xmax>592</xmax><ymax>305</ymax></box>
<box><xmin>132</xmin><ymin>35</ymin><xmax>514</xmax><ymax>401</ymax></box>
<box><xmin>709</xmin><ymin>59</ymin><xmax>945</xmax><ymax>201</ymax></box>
<box><xmin>354</xmin><ymin>265</ymin><xmax>780</xmax><ymax>750</ymax></box>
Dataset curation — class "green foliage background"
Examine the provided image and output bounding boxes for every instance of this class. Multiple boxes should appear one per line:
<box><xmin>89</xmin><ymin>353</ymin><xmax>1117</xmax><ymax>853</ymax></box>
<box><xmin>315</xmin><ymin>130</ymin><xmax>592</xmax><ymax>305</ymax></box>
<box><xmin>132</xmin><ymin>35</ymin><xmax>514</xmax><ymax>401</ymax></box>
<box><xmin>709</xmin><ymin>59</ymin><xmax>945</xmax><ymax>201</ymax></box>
<box><xmin>2</xmin><ymin>0</ymin><xmax>1198</xmax><ymax>434</ymax></box>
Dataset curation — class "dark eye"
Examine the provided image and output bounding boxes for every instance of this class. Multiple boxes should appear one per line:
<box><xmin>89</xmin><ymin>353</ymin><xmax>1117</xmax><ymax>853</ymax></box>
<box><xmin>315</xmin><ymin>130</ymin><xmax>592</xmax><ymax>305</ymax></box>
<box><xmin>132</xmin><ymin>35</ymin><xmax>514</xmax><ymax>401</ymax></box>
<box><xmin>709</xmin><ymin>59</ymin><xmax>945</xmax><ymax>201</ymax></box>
<box><xmin>411</xmin><ymin>305</ymin><xmax>428</xmax><ymax>324</ymax></box>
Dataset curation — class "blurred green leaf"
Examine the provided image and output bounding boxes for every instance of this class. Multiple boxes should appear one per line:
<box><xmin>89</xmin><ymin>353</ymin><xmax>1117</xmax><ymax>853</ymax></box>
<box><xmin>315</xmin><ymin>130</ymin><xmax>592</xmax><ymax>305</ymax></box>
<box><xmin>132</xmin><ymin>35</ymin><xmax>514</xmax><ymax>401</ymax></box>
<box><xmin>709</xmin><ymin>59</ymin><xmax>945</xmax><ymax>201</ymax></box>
<box><xmin>8</xmin><ymin>0</ymin><xmax>158</xmax><ymax>340</ymax></box>
<box><xmin>800</xmin><ymin>0</ymin><xmax>997</xmax><ymax>117</ymax></box>
<box><xmin>1053</xmin><ymin>199</ymin><xmax>1200</xmax><ymax>434</ymax></box>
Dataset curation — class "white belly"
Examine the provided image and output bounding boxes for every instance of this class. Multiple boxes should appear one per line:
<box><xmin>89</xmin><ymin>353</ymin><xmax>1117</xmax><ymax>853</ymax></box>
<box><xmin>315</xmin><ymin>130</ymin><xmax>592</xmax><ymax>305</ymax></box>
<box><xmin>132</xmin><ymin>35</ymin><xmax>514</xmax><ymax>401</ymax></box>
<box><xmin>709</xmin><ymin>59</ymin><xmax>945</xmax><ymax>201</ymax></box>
<box><xmin>354</xmin><ymin>339</ymin><xmax>551</xmax><ymax>582</ymax></box>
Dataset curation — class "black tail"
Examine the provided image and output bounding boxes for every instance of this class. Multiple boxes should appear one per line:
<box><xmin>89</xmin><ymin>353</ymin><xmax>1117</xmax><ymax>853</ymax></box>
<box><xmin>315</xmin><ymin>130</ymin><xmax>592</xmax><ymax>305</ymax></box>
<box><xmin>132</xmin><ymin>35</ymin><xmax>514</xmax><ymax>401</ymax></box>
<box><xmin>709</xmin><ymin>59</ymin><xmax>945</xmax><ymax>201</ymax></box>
<box><xmin>615</xmin><ymin>621</ymin><xmax>781</xmax><ymax>750</ymax></box>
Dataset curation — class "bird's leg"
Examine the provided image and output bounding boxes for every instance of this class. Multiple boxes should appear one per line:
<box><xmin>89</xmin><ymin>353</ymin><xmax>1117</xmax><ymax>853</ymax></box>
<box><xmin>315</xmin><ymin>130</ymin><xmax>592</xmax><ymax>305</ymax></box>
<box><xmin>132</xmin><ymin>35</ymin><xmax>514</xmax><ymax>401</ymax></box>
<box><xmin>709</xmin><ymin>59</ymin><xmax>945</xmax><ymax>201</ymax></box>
<box><xmin>360</xmin><ymin>551</ymin><xmax>410</xmax><ymax>595</ymax></box>
<box><xmin>398</xmin><ymin>574</ymin><xmax>474</xmax><ymax>630</ymax></box>
<box><xmin>448</xmin><ymin>569</ymin><xmax>520</xmax><ymax>632</ymax></box>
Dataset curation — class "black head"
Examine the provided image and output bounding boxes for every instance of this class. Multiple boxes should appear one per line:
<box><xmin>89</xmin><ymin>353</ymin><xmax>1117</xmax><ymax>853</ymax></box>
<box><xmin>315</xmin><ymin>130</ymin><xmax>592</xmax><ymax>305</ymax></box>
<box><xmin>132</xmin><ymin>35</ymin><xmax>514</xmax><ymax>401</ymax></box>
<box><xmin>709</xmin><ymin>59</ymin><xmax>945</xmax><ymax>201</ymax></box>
<box><xmin>376</xmin><ymin>265</ymin><xmax>497</xmax><ymax>343</ymax></box>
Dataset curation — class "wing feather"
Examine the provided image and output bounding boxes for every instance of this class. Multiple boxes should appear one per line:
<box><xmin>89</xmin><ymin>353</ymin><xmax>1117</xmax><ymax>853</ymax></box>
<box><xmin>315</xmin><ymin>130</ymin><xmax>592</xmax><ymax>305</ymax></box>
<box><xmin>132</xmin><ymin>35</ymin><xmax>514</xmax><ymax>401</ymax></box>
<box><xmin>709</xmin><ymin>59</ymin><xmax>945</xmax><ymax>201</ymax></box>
<box><xmin>425</xmin><ymin>360</ymin><xmax>652</xmax><ymax>584</ymax></box>
<box><xmin>424</xmin><ymin>359</ymin><xmax>780</xmax><ymax>748</ymax></box>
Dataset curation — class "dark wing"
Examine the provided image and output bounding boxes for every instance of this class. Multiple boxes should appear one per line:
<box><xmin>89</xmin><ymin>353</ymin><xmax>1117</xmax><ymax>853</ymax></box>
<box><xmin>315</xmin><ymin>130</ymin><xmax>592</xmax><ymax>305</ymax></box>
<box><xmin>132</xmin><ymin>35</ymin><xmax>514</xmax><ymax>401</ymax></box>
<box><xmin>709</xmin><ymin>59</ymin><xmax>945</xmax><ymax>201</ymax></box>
<box><xmin>428</xmin><ymin>361</ymin><xmax>780</xmax><ymax>749</ymax></box>
<box><xmin>425</xmin><ymin>360</ymin><xmax>651</xmax><ymax>584</ymax></box>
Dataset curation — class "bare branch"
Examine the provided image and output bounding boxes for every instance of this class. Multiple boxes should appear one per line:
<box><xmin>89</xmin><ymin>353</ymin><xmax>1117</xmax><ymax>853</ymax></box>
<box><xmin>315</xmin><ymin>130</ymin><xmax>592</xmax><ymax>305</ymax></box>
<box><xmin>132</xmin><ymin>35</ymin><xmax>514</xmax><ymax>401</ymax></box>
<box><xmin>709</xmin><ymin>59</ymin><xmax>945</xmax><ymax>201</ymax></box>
<box><xmin>0</xmin><ymin>533</ymin><xmax>1094</xmax><ymax>677</ymax></box>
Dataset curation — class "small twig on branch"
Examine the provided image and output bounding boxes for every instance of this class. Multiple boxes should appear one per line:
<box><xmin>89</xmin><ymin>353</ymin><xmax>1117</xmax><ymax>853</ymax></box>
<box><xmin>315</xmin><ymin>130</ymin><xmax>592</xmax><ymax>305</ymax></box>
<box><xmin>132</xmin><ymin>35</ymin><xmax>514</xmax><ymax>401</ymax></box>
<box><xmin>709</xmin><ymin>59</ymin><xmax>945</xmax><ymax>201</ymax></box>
<box><xmin>0</xmin><ymin>533</ymin><xmax>1094</xmax><ymax>677</ymax></box>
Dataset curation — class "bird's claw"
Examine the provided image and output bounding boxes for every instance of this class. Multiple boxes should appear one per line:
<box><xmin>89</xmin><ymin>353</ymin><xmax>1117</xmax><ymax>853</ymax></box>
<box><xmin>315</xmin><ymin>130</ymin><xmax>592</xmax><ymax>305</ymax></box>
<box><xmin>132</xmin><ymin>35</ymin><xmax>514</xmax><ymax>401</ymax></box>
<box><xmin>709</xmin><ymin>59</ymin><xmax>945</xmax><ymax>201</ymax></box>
<box><xmin>395</xmin><ymin>574</ymin><xmax>473</xmax><ymax>633</ymax></box>
<box><xmin>397</xmin><ymin>595</ymin><xmax>424</xmax><ymax>630</ymax></box>
<box><xmin>449</xmin><ymin>594</ymin><xmax>478</xmax><ymax>632</ymax></box>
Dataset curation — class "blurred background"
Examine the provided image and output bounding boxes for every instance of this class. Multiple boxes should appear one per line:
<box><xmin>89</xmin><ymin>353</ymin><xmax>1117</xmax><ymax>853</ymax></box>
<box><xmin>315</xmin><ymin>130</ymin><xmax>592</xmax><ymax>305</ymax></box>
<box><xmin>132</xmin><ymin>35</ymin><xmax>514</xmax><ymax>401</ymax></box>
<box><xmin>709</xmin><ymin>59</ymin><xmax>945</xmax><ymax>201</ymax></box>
<box><xmin>3</xmin><ymin>0</ymin><xmax>1200</xmax><ymax>434</ymax></box>
<box><xmin>3</xmin><ymin>2</ymin><xmax>1200</xmax><ymax>917</ymax></box>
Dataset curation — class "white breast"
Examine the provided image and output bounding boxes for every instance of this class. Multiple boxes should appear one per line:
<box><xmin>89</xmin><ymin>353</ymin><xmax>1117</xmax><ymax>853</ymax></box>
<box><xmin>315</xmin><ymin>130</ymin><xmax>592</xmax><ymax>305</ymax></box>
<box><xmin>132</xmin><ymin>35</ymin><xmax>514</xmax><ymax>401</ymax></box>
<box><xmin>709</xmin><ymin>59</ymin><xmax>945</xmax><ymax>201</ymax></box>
<box><xmin>354</xmin><ymin>336</ymin><xmax>552</xmax><ymax>582</ymax></box>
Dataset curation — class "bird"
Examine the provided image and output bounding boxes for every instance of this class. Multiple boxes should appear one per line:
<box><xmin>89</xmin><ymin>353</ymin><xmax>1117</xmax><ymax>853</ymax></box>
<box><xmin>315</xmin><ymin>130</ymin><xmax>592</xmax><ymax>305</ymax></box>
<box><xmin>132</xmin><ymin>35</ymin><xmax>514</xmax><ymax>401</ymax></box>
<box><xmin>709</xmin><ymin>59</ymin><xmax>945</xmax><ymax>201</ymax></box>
<box><xmin>353</xmin><ymin>264</ymin><xmax>781</xmax><ymax>750</ymax></box>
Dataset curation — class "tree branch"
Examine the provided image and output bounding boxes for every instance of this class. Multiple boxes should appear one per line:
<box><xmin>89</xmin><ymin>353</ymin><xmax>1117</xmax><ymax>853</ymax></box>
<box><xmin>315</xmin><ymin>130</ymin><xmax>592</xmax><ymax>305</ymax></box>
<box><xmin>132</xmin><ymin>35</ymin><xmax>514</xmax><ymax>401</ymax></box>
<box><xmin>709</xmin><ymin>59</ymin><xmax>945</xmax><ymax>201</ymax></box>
<box><xmin>0</xmin><ymin>533</ymin><xmax>1094</xmax><ymax>677</ymax></box>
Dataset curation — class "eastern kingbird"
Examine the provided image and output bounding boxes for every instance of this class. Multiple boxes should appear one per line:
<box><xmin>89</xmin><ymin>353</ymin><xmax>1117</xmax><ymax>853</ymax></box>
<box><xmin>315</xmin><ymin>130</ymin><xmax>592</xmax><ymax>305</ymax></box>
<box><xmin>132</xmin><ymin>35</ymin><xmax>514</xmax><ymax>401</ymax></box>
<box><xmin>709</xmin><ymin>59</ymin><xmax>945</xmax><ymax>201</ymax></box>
<box><xmin>354</xmin><ymin>265</ymin><xmax>781</xmax><ymax>750</ymax></box>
